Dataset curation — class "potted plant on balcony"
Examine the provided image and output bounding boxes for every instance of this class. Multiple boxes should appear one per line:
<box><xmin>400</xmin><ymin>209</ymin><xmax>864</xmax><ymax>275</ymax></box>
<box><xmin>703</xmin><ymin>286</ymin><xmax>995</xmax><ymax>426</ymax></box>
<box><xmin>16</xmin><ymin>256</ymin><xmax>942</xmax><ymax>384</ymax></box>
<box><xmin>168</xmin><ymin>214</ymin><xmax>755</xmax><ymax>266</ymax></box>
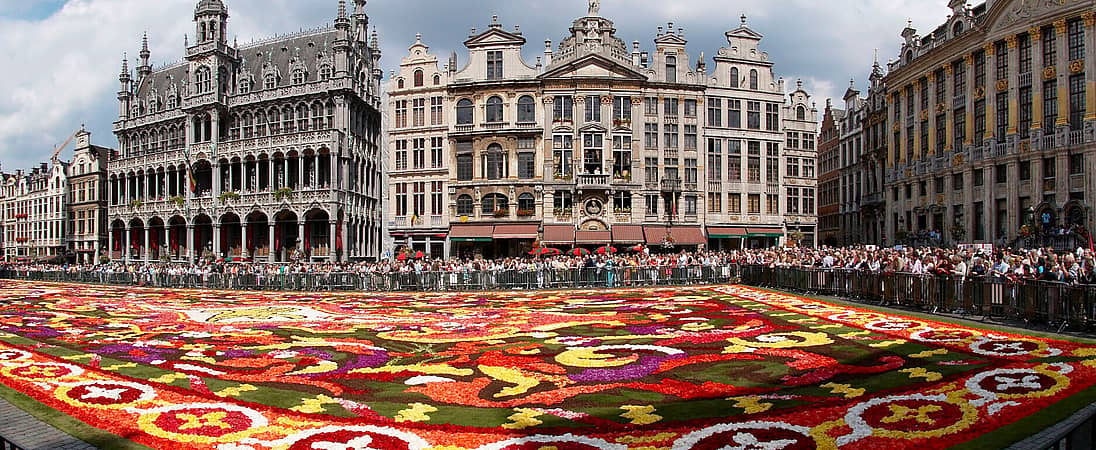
<box><xmin>128</xmin><ymin>199</ymin><xmax>143</xmax><ymax>210</ymax></box>
<box><xmin>517</xmin><ymin>209</ymin><xmax>535</xmax><ymax>218</ymax></box>
<box><xmin>274</xmin><ymin>187</ymin><xmax>294</xmax><ymax>201</ymax></box>
<box><xmin>494</xmin><ymin>207</ymin><xmax>510</xmax><ymax>218</ymax></box>
<box><xmin>168</xmin><ymin>196</ymin><xmax>185</xmax><ymax>209</ymax></box>
<box><xmin>218</xmin><ymin>191</ymin><xmax>241</xmax><ymax>205</ymax></box>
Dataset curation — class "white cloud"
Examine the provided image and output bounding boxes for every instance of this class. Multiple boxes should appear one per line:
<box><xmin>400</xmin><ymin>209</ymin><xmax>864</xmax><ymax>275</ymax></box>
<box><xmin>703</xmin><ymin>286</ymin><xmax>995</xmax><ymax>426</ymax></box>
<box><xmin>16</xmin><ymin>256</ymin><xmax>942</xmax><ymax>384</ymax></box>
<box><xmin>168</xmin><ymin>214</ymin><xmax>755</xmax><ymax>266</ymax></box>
<box><xmin>0</xmin><ymin>0</ymin><xmax>955</xmax><ymax>170</ymax></box>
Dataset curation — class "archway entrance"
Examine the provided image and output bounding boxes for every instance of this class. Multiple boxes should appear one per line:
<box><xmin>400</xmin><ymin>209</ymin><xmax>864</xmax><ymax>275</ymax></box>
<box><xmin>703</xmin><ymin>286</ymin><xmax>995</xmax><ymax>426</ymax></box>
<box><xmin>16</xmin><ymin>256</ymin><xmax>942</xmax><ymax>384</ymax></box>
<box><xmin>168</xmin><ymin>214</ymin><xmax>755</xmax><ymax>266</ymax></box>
<box><xmin>220</xmin><ymin>213</ymin><xmax>242</xmax><ymax>258</ymax></box>
<box><xmin>168</xmin><ymin>216</ymin><xmax>187</xmax><ymax>261</ymax></box>
<box><xmin>274</xmin><ymin>210</ymin><xmax>299</xmax><ymax>262</ymax></box>
<box><xmin>193</xmin><ymin>214</ymin><xmax>213</xmax><ymax>262</ymax></box>
<box><xmin>304</xmin><ymin>209</ymin><xmax>331</xmax><ymax>261</ymax></box>
<box><xmin>148</xmin><ymin>217</ymin><xmax>165</xmax><ymax>261</ymax></box>
<box><xmin>246</xmin><ymin>212</ymin><xmax>269</xmax><ymax>260</ymax></box>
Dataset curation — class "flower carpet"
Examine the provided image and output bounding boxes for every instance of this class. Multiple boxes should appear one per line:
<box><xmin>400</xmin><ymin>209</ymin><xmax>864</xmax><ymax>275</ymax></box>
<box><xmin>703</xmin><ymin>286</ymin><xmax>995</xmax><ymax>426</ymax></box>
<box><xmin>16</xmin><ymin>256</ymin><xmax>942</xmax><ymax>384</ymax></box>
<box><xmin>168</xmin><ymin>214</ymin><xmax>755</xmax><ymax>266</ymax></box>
<box><xmin>0</xmin><ymin>281</ymin><xmax>1094</xmax><ymax>449</ymax></box>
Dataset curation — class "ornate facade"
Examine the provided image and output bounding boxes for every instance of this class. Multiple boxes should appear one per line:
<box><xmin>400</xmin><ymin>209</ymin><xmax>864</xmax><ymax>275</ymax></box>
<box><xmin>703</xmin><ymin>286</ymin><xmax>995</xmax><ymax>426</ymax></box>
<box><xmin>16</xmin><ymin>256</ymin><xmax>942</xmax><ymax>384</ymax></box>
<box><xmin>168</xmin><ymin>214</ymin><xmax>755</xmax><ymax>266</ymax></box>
<box><xmin>109</xmin><ymin>0</ymin><xmax>384</xmax><ymax>263</ymax></box>
<box><xmin>390</xmin><ymin>2</ymin><xmax>816</xmax><ymax>258</ymax></box>
<box><xmin>68</xmin><ymin>129</ymin><xmax>111</xmax><ymax>263</ymax></box>
<box><xmin>884</xmin><ymin>0</ymin><xmax>1095</xmax><ymax>246</ymax></box>
<box><xmin>1</xmin><ymin>160</ymin><xmax>70</xmax><ymax>262</ymax></box>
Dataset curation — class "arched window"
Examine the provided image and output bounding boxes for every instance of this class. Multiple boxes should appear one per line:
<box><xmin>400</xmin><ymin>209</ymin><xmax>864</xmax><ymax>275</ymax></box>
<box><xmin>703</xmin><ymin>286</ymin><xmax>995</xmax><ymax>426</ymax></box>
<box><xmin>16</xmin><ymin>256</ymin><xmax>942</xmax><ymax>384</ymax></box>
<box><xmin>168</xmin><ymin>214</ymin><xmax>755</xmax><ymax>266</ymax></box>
<box><xmin>291</xmin><ymin>68</ymin><xmax>306</xmax><ymax>85</ymax></box>
<box><xmin>486</xmin><ymin>144</ymin><xmax>505</xmax><ymax>180</ymax></box>
<box><xmin>319</xmin><ymin>65</ymin><xmax>332</xmax><ymax>81</ymax></box>
<box><xmin>255</xmin><ymin>111</ymin><xmax>266</xmax><ymax>137</ymax></box>
<box><xmin>397</xmin><ymin>78</ymin><xmax>405</xmax><ymax>89</ymax></box>
<box><xmin>482</xmin><ymin>193</ymin><xmax>508</xmax><ymax>215</ymax></box>
<box><xmin>413</xmin><ymin>69</ymin><xmax>424</xmax><ymax>87</ymax></box>
<box><xmin>264</xmin><ymin>73</ymin><xmax>276</xmax><ymax>90</ymax></box>
<box><xmin>456</xmin><ymin>195</ymin><xmax>474</xmax><ymax>216</ymax></box>
<box><xmin>904</xmin><ymin>50</ymin><xmax>913</xmax><ymax>64</ymax></box>
<box><xmin>518</xmin><ymin>193</ymin><xmax>535</xmax><ymax>213</ymax></box>
<box><xmin>283</xmin><ymin>106</ymin><xmax>295</xmax><ymax>133</ymax></box>
<box><xmin>195</xmin><ymin>66</ymin><xmax>212</xmax><ymax>93</ymax></box>
<box><xmin>486</xmin><ymin>96</ymin><xmax>504</xmax><ymax>123</ymax></box>
<box><xmin>296</xmin><ymin>104</ymin><xmax>310</xmax><ymax>131</ymax></box>
<box><xmin>166</xmin><ymin>93</ymin><xmax>178</xmax><ymax>109</ymax></box>
<box><xmin>433</xmin><ymin>74</ymin><xmax>441</xmax><ymax>85</ymax></box>
<box><xmin>456</xmin><ymin>99</ymin><xmax>474</xmax><ymax>125</ymax></box>
<box><xmin>311</xmin><ymin>102</ymin><xmax>324</xmax><ymax>130</ymax></box>
<box><xmin>952</xmin><ymin>21</ymin><xmax>964</xmax><ymax>37</ymax></box>
<box><xmin>797</xmin><ymin>106</ymin><xmax>806</xmax><ymax>121</ymax></box>
<box><xmin>730</xmin><ymin>67</ymin><xmax>740</xmax><ymax>88</ymax></box>
<box><xmin>749</xmin><ymin>69</ymin><xmax>758</xmax><ymax>90</ymax></box>
<box><xmin>517</xmin><ymin>95</ymin><xmax>536</xmax><ymax>123</ymax></box>
<box><xmin>665</xmin><ymin>56</ymin><xmax>677</xmax><ymax>83</ymax></box>
<box><xmin>242</xmin><ymin>113</ymin><xmax>254</xmax><ymax>139</ymax></box>
<box><xmin>268</xmin><ymin>108</ymin><xmax>281</xmax><ymax>134</ymax></box>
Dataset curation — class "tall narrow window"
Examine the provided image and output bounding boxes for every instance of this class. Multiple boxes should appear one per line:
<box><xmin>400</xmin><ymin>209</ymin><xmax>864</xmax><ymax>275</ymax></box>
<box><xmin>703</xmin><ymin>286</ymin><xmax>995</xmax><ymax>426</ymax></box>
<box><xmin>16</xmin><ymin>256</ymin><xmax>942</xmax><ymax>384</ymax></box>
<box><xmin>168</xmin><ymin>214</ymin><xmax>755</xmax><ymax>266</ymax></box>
<box><xmin>553</xmin><ymin>96</ymin><xmax>573</xmax><ymax>122</ymax></box>
<box><xmin>730</xmin><ymin>67</ymin><xmax>739</xmax><ymax>88</ymax></box>
<box><xmin>665</xmin><ymin>56</ymin><xmax>677</xmax><ymax>83</ymax></box>
<box><xmin>517</xmin><ymin>95</ymin><xmax>536</xmax><ymax>123</ymax></box>
<box><xmin>613</xmin><ymin>96</ymin><xmax>631</xmax><ymax>123</ymax></box>
<box><xmin>585</xmin><ymin>95</ymin><xmax>601</xmax><ymax>122</ymax></box>
<box><xmin>749</xmin><ymin>69</ymin><xmax>759</xmax><ymax>90</ymax></box>
<box><xmin>486</xmin><ymin>50</ymin><xmax>503</xmax><ymax>80</ymax></box>
<box><xmin>486</xmin><ymin>96</ymin><xmax>504</xmax><ymax>123</ymax></box>
<box><xmin>456</xmin><ymin>99</ymin><xmax>474</xmax><ymax>125</ymax></box>
<box><xmin>413</xmin><ymin>69</ymin><xmax>424</xmax><ymax>87</ymax></box>
<box><xmin>486</xmin><ymin>144</ymin><xmax>505</xmax><ymax>180</ymax></box>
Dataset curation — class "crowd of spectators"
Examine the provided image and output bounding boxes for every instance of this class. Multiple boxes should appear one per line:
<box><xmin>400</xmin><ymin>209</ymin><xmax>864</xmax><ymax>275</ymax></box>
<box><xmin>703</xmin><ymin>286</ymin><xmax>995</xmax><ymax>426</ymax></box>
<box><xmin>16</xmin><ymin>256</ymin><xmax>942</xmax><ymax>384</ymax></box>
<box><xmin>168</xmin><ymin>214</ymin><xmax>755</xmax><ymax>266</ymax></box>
<box><xmin>3</xmin><ymin>244</ymin><xmax>1096</xmax><ymax>286</ymax></box>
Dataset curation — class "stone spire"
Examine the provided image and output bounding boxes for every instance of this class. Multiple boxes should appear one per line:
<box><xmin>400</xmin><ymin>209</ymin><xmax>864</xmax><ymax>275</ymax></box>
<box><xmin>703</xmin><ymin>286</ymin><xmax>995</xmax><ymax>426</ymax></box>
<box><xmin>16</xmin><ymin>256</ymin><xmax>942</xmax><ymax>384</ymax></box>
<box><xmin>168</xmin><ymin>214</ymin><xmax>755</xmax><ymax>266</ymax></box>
<box><xmin>138</xmin><ymin>32</ymin><xmax>152</xmax><ymax>79</ymax></box>
<box><xmin>119</xmin><ymin>54</ymin><xmax>130</xmax><ymax>82</ymax></box>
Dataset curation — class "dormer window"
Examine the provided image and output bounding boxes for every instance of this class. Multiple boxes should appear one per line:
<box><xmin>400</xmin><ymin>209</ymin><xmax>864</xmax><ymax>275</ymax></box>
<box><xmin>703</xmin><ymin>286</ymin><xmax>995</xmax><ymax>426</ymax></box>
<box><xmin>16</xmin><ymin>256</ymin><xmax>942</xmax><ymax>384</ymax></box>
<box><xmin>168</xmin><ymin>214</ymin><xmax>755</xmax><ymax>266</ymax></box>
<box><xmin>238</xmin><ymin>79</ymin><xmax>251</xmax><ymax>95</ymax></box>
<box><xmin>397</xmin><ymin>78</ymin><xmax>405</xmax><ymax>89</ymax></box>
<box><xmin>486</xmin><ymin>50</ymin><xmax>503</xmax><ymax>80</ymax></box>
<box><xmin>292</xmin><ymin>68</ymin><xmax>306</xmax><ymax>85</ymax></box>
<box><xmin>264</xmin><ymin>73</ymin><xmax>276</xmax><ymax>90</ymax></box>
<box><xmin>166</xmin><ymin>93</ymin><xmax>178</xmax><ymax>109</ymax></box>
<box><xmin>665</xmin><ymin>56</ymin><xmax>677</xmax><ymax>83</ymax></box>
<box><xmin>952</xmin><ymin>21</ymin><xmax>964</xmax><ymax>37</ymax></box>
<box><xmin>414</xmin><ymin>69</ymin><xmax>424</xmax><ymax>87</ymax></box>
<box><xmin>319</xmin><ymin>65</ymin><xmax>332</xmax><ymax>81</ymax></box>
<box><xmin>433</xmin><ymin>74</ymin><xmax>441</xmax><ymax>85</ymax></box>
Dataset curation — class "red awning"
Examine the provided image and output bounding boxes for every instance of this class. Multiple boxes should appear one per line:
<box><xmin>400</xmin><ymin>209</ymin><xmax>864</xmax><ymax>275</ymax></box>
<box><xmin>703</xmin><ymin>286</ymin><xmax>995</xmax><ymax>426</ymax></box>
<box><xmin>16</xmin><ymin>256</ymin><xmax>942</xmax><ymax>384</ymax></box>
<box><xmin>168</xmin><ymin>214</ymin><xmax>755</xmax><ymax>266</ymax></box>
<box><xmin>449</xmin><ymin>224</ymin><xmax>494</xmax><ymax>242</ymax></box>
<box><xmin>493</xmin><ymin>224</ymin><xmax>540</xmax><ymax>239</ymax></box>
<box><xmin>576</xmin><ymin>230</ymin><xmax>611</xmax><ymax>244</ymax></box>
<box><xmin>643</xmin><ymin>225</ymin><xmax>706</xmax><ymax>245</ymax></box>
<box><xmin>611</xmin><ymin>225</ymin><xmax>645</xmax><ymax>243</ymax></box>
<box><xmin>542</xmin><ymin>225</ymin><xmax>576</xmax><ymax>244</ymax></box>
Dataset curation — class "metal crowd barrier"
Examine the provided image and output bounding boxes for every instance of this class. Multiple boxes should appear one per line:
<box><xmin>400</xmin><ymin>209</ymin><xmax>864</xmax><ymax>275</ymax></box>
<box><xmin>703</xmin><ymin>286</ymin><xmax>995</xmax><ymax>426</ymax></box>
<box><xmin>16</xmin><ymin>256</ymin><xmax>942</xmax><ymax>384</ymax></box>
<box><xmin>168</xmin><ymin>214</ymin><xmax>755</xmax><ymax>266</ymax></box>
<box><xmin>737</xmin><ymin>266</ymin><xmax>1096</xmax><ymax>332</ymax></box>
<box><xmin>0</xmin><ymin>265</ymin><xmax>738</xmax><ymax>294</ymax></box>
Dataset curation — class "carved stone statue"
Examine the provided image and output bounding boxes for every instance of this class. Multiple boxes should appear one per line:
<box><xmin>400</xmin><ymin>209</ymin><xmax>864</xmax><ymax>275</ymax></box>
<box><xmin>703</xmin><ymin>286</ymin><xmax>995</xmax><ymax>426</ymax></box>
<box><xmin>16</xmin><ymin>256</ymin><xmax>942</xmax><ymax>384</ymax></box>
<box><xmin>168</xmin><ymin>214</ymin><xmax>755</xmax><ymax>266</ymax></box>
<box><xmin>588</xmin><ymin>0</ymin><xmax>600</xmax><ymax>16</ymax></box>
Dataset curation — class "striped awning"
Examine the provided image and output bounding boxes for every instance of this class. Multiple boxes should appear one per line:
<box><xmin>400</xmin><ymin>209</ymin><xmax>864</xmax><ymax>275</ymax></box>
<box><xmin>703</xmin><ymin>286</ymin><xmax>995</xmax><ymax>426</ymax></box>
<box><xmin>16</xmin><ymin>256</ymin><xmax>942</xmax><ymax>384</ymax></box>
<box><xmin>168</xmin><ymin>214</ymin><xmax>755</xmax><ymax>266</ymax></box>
<box><xmin>493</xmin><ymin>224</ymin><xmax>539</xmax><ymax>239</ymax></box>
<box><xmin>707</xmin><ymin>226</ymin><xmax>748</xmax><ymax>239</ymax></box>
<box><xmin>449</xmin><ymin>224</ymin><xmax>494</xmax><ymax>242</ymax></box>
<box><xmin>643</xmin><ymin>225</ymin><xmax>706</xmax><ymax>245</ymax></box>
<box><xmin>611</xmin><ymin>225</ymin><xmax>645</xmax><ymax>243</ymax></box>
<box><xmin>542</xmin><ymin>225</ymin><xmax>576</xmax><ymax>244</ymax></box>
<box><xmin>748</xmin><ymin>227</ymin><xmax>785</xmax><ymax>238</ymax></box>
<box><xmin>576</xmin><ymin>230</ymin><xmax>612</xmax><ymax>244</ymax></box>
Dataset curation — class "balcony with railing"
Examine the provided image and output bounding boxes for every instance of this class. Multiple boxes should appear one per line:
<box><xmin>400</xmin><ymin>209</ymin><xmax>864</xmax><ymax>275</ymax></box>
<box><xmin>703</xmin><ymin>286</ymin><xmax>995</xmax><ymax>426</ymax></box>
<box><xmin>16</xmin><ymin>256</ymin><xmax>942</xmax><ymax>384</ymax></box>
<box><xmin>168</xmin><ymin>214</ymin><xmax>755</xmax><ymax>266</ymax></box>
<box><xmin>661</xmin><ymin>178</ymin><xmax>682</xmax><ymax>192</ymax></box>
<box><xmin>707</xmin><ymin>181</ymin><xmax>722</xmax><ymax>192</ymax></box>
<box><xmin>576</xmin><ymin>173</ymin><xmax>611</xmax><ymax>189</ymax></box>
<box><xmin>1018</xmin><ymin>72</ymin><xmax>1032</xmax><ymax>88</ymax></box>
<box><xmin>953</xmin><ymin>93</ymin><xmax>966</xmax><ymax>106</ymax></box>
<box><xmin>684</xmin><ymin>181</ymin><xmax>698</xmax><ymax>192</ymax></box>
<box><xmin>861</xmin><ymin>192</ymin><xmax>883</xmax><ymax>206</ymax></box>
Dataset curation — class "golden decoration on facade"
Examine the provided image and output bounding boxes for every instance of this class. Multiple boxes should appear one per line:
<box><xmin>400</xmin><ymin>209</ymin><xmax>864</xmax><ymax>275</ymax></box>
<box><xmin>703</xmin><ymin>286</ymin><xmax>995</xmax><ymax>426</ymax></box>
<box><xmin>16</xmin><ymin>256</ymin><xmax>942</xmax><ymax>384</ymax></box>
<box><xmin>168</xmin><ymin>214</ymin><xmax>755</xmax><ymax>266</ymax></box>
<box><xmin>926</xmin><ymin>72</ymin><xmax>935</xmax><ymax>83</ymax></box>
<box><xmin>1005</xmin><ymin>35</ymin><xmax>1018</xmax><ymax>49</ymax></box>
<box><xmin>920</xmin><ymin>110</ymin><xmax>929</xmax><ymax>121</ymax></box>
<box><xmin>893</xmin><ymin>123</ymin><xmax>901</xmax><ymax>132</ymax></box>
<box><xmin>1084</xmin><ymin>12</ymin><xmax>1095</xmax><ymax>27</ymax></box>
<box><xmin>631</xmin><ymin>97</ymin><xmax>643</xmax><ymax>105</ymax></box>
<box><xmin>1069</xmin><ymin>60</ymin><xmax>1085</xmax><ymax>74</ymax></box>
<box><xmin>601</xmin><ymin>95</ymin><xmax>613</xmax><ymax>104</ymax></box>
<box><xmin>974</xmin><ymin>86</ymin><xmax>986</xmax><ymax>99</ymax></box>
<box><xmin>943</xmin><ymin>64</ymin><xmax>954</xmax><ymax>75</ymax></box>
<box><xmin>936</xmin><ymin>103</ymin><xmax>947</xmax><ymax>114</ymax></box>
<box><xmin>996</xmin><ymin>79</ymin><xmax>1009</xmax><ymax>92</ymax></box>
<box><xmin>1053</xmin><ymin>20</ymin><xmax>1067</xmax><ymax>35</ymax></box>
<box><xmin>575</xmin><ymin>96</ymin><xmax>585</xmax><ymax>104</ymax></box>
<box><xmin>953</xmin><ymin>153</ymin><xmax>964</xmax><ymax>166</ymax></box>
<box><xmin>963</xmin><ymin>53</ymin><xmax>973</xmax><ymax>65</ymax></box>
<box><xmin>1044</xmin><ymin>66</ymin><xmax>1057</xmax><ymax>80</ymax></box>
<box><xmin>1019</xmin><ymin>141</ymin><xmax>1030</xmax><ymax>153</ymax></box>
<box><xmin>1029</xmin><ymin>26</ymin><xmax>1042</xmax><ymax>40</ymax></box>
<box><xmin>983</xmin><ymin>42</ymin><xmax>995</xmax><ymax>55</ymax></box>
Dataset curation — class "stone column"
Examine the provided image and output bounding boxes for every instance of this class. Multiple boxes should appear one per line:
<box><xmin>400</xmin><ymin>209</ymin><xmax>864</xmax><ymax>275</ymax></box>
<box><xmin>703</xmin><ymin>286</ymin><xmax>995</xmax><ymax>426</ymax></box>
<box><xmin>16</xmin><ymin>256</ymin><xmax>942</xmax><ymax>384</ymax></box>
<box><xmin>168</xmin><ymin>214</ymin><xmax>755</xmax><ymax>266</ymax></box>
<box><xmin>298</xmin><ymin>220</ymin><xmax>306</xmax><ymax>260</ymax></box>
<box><xmin>268</xmin><ymin>224</ymin><xmax>276</xmax><ymax>264</ymax></box>
<box><xmin>212</xmin><ymin>161</ymin><xmax>221</xmax><ymax>198</ymax></box>
<box><xmin>1031</xmin><ymin>26</ymin><xmax>1045</xmax><ymax>132</ymax></box>
<box><xmin>212</xmin><ymin>223</ymin><xmax>221</xmax><ymax>258</ymax></box>
<box><xmin>944</xmin><ymin>64</ymin><xmax>955</xmax><ymax>151</ymax></box>
<box><xmin>1006</xmin><ymin>34</ymin><xmax>1020</xmax><ymax>136</ymax></box>
<box><xmin>143</xmin><ymin>226</ymin><xmax>150</xmax><ymax>262</ymax></box>
<box><xmin>1084</xmin><ymin>13</ymin><xmax>1096</xmax><ymax>122</ymax></box>
<box><xmin>984</xmin><ymin>43</ymin><xmax>997</xmax><ymax>142</ymax></box>
<box><xmin>329</xmin><ymin>220</ymin><xmax>337</xmax><ymax>262</ymax></box>
<box><xmin>964</xmin><ymin>53</ymin><xmax>976</xmax><ymax>145</ymax></box>
<box><xmin>297</xmin><ymin>155</ymin><xmax>304</xmax><ymax>190</ymax></box>
<box><xmin>926</xmin><ymin>73</ymin><xmax>937</xmax><ymax>156</ymax></box>
<box><xmin>123</xmin><ymin>225</ymin><xmax>130</xmax><ymax>264</ymax></box>
<box><xmin>186</xmin><ymin>224</ymin><xmax>195</xmax><ymax>263</ymax></box>
<box><xmin>107</xmin><ymin>227</ymin><xmax>114</xmax><ymax>261</ymax></box>
<box><xmin>1054</xmin><ymin>19</ymin><xmax>1070</xmax><ymax>129</ymax></box>
<box><xmin>241</xmin><ymin>221</ymin><xmax>249</xmax><ymax>257</ymax></box>
<box><xmin>1007</xmin><ymin>161</ymin><xmax>1020</xmax><ymax>239</ymax></box>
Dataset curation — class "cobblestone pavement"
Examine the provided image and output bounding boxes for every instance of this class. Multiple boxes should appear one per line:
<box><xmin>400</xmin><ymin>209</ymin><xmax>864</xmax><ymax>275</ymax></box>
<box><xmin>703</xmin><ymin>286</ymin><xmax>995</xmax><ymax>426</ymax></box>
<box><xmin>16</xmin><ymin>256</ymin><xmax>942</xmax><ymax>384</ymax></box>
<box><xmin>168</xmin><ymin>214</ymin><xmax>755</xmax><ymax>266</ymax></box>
<box><xmin>0</xmin><ymin>396</ymin><xmax>95</xmax><ymax>450</ymax></box>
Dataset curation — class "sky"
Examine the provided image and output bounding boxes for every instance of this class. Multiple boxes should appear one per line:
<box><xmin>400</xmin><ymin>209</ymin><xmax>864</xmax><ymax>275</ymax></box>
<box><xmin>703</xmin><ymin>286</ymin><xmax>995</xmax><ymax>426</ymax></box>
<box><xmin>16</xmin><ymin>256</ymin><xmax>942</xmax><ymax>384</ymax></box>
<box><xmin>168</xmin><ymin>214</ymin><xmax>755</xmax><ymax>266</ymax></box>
<box><xmin>0</xmin><ymin>0</ymin><xmax>954</xmax><ymax>171</ymax></box>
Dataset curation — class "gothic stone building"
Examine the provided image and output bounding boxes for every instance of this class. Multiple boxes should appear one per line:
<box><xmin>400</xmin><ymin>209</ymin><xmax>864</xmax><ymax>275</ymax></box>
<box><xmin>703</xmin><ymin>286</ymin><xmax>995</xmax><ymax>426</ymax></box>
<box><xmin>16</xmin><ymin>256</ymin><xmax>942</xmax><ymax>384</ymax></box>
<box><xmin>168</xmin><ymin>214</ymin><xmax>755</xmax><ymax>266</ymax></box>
<box><xmin>109</xmin><ymin>0</ymin><xmax>384</xmax><ymax>263</ymax></box>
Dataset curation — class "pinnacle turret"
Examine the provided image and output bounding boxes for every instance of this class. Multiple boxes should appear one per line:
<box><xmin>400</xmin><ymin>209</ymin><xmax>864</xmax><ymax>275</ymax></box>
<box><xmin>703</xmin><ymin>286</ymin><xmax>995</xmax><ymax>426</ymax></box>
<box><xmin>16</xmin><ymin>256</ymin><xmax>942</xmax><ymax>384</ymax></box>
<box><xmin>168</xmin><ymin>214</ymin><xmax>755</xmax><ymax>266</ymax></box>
<box><xmin>138</xmin><ymin>33</ymin><xmax>152</xmax><ymax>78</ymax></box>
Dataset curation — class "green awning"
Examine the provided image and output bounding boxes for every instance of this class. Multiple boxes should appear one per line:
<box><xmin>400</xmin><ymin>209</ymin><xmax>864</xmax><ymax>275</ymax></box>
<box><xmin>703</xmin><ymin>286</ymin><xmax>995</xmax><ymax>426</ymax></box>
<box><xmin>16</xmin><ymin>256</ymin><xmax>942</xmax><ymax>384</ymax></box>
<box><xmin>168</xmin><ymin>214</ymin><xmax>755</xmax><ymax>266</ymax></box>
<box><xmin>450</xmin><ymin>237</ymin><xmax>492</xmax><ymax>243</ymax></box>
<box><xmin>748</xmin><ymin>227</ymin><xmax>784</xmax><ymax>238</ymax></box>
<box><xmin>708</xmin><ymin>227</ymin><xmax>748</xmax><ymax>239</ymax></box>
